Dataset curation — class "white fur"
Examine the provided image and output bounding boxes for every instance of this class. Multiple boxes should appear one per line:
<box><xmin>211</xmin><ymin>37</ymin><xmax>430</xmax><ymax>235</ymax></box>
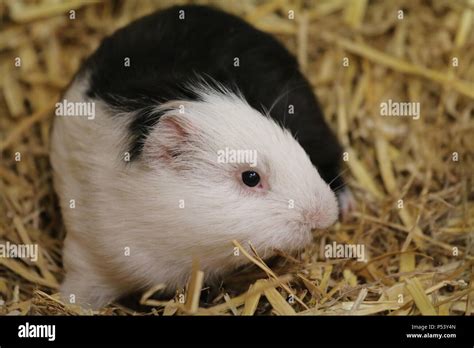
<box><xmin>50</xmin><ymin>76</ymin><xmax>339</xmax><ymax>308</ymax></box>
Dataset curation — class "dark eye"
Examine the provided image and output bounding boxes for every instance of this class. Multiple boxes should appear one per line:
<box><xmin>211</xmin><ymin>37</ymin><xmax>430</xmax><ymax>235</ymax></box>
<box><xmin>241</xmin><ymin>171</ymin><xmax>260</xmax><ymax>187</ymax></box>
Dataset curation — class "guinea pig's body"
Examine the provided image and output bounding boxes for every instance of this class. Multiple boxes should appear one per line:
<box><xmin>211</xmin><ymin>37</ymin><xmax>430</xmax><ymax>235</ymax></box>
<box><xmin>51</xmin><ymin>5</ymin><xmax>348</xmax><ymax>308</ymax></box>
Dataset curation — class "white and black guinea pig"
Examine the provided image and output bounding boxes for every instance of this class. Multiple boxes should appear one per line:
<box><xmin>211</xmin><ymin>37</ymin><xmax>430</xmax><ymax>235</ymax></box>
<box><xmin>50</xmin><ymin>5</ymin><xmax>354</xmax><ymax>309</ymax></box>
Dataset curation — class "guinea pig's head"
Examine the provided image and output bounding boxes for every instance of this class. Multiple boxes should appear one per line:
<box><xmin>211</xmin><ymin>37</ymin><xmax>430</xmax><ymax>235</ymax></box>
<box><xmin>142</xmin><ymin>86</ymin><xmax>338</xmax><ymax>265</ymax></box>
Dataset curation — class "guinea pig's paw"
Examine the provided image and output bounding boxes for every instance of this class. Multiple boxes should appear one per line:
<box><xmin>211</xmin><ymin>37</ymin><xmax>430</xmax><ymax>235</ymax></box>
<box><xmin>337</xmin><ymin>187</ymin><xmax>357</xmax><ymax>221</ymax></box>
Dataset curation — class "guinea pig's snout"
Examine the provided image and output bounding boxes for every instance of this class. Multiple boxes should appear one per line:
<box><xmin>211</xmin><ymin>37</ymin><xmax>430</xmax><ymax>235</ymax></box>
<box><xmin>302</xmin><ymin>193</ymin><xmax>339</xmax><ymax>230</ymax></box>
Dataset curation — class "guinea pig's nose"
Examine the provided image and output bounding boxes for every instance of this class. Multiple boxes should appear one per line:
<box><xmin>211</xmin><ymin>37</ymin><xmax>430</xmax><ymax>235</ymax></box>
<box><xmin>303</xmin><ymin>199</ymin><xmax>339</xmax><ymax>229</ymax></box>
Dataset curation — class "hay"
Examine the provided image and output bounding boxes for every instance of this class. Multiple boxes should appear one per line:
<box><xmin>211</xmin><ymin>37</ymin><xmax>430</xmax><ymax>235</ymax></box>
<box><xmin>0</xmin><ymin>0</ymin><xmax>473</xmax><ymax>316</ymax></box>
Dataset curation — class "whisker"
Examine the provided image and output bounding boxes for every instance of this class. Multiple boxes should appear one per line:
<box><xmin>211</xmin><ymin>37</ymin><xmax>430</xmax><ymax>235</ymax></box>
<box><xmin>332</xmin><ymin>182</ymin><xmax>347</xmax><ymax>194</ymax></box>
<box><xmin>328</xmin><ymin>167</ymin><xmax>349</xmax><ymax>186</ymax></box>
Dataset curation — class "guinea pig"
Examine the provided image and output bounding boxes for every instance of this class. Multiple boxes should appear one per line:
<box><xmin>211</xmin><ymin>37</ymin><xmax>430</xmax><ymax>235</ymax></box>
<box><xmin>50</xmin><ymin>5</ymin><xmax>353</xmax><ymax>309</ymax></box>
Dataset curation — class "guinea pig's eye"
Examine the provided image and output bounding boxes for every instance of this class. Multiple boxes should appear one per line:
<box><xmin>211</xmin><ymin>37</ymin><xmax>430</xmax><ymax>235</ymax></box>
<box><xmin>241</xmin><ymin>171</ymin><xmax>260</xmax><ymax>187</ymax></box>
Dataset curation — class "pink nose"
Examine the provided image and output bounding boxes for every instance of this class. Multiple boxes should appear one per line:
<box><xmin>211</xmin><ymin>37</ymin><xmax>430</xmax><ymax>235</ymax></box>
<box><xmin>304</xmin><ymin>205</ymin><xmax>339</xmax><ymax>229</ymax></box>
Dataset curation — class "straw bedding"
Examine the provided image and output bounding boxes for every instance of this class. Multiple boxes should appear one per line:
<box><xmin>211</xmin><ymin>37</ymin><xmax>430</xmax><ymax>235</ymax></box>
<box><xmin>0</xmin><ymin>0</ymin><xmax>473</xmax><ymax>315</ymax></box>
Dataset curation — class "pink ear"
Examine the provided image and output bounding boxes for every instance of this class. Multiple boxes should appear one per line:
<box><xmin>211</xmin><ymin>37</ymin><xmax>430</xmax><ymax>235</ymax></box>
<box><xmin>159</xmin><ymin>116</ymin><xmax>188</xmax><ymax>140</ymax></box>
<box><xmin>143</xmin><ymin>114</ymin><xmax>190</xmax><ymax>165</ymax></box>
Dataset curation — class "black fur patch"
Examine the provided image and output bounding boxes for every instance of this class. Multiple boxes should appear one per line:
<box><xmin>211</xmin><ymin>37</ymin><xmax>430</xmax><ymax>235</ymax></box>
<box><xmin>83</xmin><ymin>5</ymin><xmax>344</xmax><ymax>190</ymax></box>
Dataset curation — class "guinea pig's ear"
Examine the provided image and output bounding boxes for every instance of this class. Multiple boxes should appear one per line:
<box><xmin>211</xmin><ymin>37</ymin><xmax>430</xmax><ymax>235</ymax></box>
<box><xmin>142</xmin><ymin>113</ymin><xmax>192</xmax><ymax>167</ymax></box>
